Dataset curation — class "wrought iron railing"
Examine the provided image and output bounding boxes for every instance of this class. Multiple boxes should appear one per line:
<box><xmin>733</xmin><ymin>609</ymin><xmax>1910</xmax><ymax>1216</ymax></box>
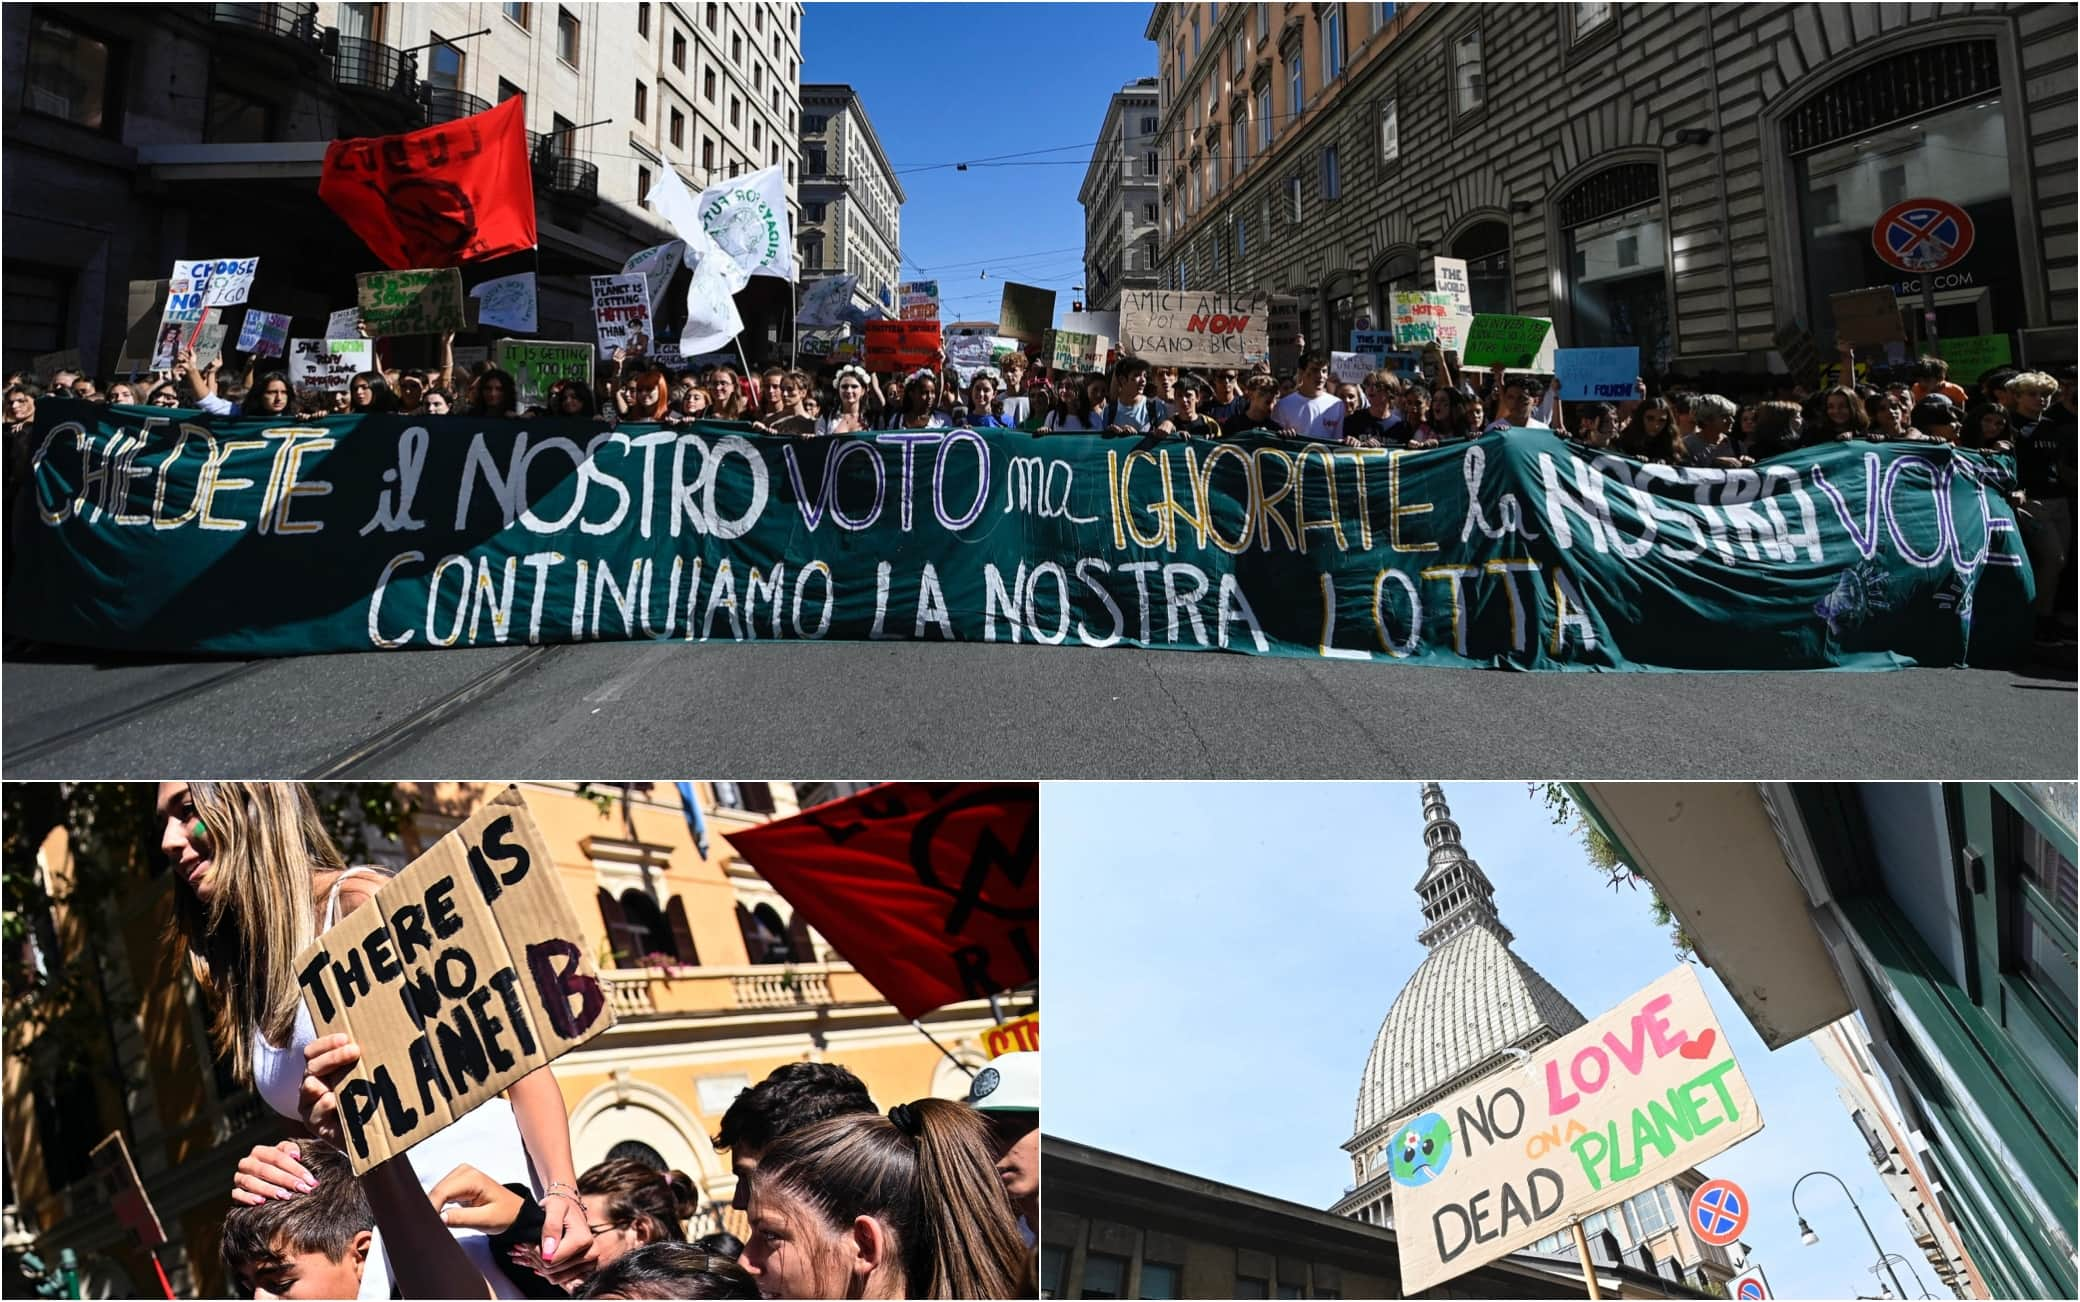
<box><xmin>1782</xmin><ymin>39</ymin><xmax>1999</xmax><ymax>156</ymax></box>
<box><xmin>330</xmin><ymin>33</ymin><xmax>418</xmax><ymax>99</ymax></box>
<box><xmin>210</xmin><ymin>2</ymin><xmax>319</xmax><ymax>43</ymax></box>
<box><xmin>422</xmin><ymin>84</ymin><xmax>490</xmax><ymax>125</ymax></box>
<box><xmin>546</xmin><ymin>156</ymin><xmax>599</xmax><ymax>201</ymax></box>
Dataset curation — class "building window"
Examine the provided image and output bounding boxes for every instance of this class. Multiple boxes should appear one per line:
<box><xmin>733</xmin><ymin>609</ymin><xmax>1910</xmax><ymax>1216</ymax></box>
<box><xmin>806</xmin><ymin>202</ymin><xmax>827</xmax><ymax>222</ymax></box>
<box><xmin>755</xmin><ymin>6</ymin><xmax>765</xmax><ymax>32</ymax></box>
<box><xmin>730</xmin><ymin>95</ymin><xmax>741</xmax><ymax>126</ymax></box>
<box><xmin>1236</xmin><ymin>215</ymin><xmax>1247</xmax><ymax>256</ymax></box>
<box><xmin>556</xmin><ymin>7</ymin><xmax>580</xmax><ymax>67</ymax></box>
<box><xmin>1145</xmin><ymin>201</ymin><xmax>1158</xmax><ymax>223</ymax></box>
<box><xmin>670</xmin><ymin>106</ymin><xmax>684</xmax><ymax>148</ymax></box>
<box><xmin>702</xmin><ymin>137</ymin><xmax>715</xmax><ymax>169</ymax></box>
<box><xmin>1375</xmin><ymin>2</ymin><xmax>1397</xmax><ymax>31</ymax></box>
<box><xmin>497</xmin><ymin>77</ymin><xmax>523</xmax><ymax>102</ymax></box>
<box><xmin>1286</xmin><ymin>52</ymin><xmax>1302</xmax><ymax>118</ymax></box>
<box><xmin>1141</xmin><ymin>1262</ymin><xmax>1182</xmax><ymax>1299</ymax></box>
<box><xmin>731</xmin><ymin>34</ymin><xmax>742</xmax><ymax>63</ymax></box>
<box><xmin>1257</xmin><ymin>2</ymin><xmax>1268</xmax><ymax>40</ymax></box>
<box><xmin>502</xmin><ymin>1</ymin><xmax>531</xmax><ymax>31</ymax></box>
<box><xmin>673</xmin><ymin>30</ymin><xmax>687</xmax><ymax>70</ymax></box>
<box><xmin>807</xmin><ymin>147</ymin><xmax>825</xmax><ymax>174</ymax></box>
<box><xmin>1234</xmin><ymin>108</ymin><xmax>1249</xmax><ymax>170</ymax></box>
<box><xmin>1574</xmin><ymin>1</ymin><xmax>1614</xmax><ymax>38</ymax></box>
<box><xmin>703</xmin><ymin>67</ymin><xmax>716</xmax><ymax>100</ymax></box>
<box><xmin>705</xmin><ymin>3</ymin><xmax>718</xmax><ymax>33</ymax></box>
<box><xmin>1080</xmin><ymin>1252</ymin><xmax>1126</xmax><ymax>1299</ymax></box>
<box><xmin>637</xmin><ymin>2</ymin><xmax>649</xmax><ymax>37</ymax></box>
<box><xmin>1322</xmin><ymin>4</ymin><xmax>1345</xmax><ymax>81</ymax></box>
<box><xmin>1257</xmin><ymin>86</ymin><xmax>1271</xmax><ymax>151</ymax></box>
<box><xmin>637</xmin><ymin>164</ymin><xmax>652</xmax><ymax>207</ymax></box>
<box><xmin>1191</xmin><ymin>14</ymin><xmax>1201</xmax><ymax>58</ymax></box>
<box><xmin>1322</xmin><ymin>144</ymin><xmax>1340</xmax><ymax>200</ymax></box>
<box><xmin>427</xmin><ymin>33</ymin><xmax>463</xmax><ymax>90</ymax></box>
<box><xmin>753</xmin><ymin>120</ymin><xmax>763</xmax><ymax>148</ymax></box>
<box><xmin>550</xmin><ymin>112</ymin><xmax>574</xmax><ymax>156</ymax></box>
<box><xmin>1451</xmin><ymin>219</ymin><xmax>1511</xmax><ymax>313</ymax></box>
<box><xmin>1233</xmin><ymin>1277</ymin><xmax>1268</xmax><ymax>1299</ymax></box>
<box><xmin>1453</xmin><ymin>27</ymin><xmax>1485</xmax><ymax>114</ymax></box>
<box><xmin>768</xmin><ymin>141</ymin><xmax>778</xmax><ymax>165</ymax></box>
<box><xmin>634</xmin><ymin>80</ymin><xmax>648</xmax><ymax>123</ymax></box>
<box><xmin>1144</xmin><ymin>151</ymin><xmax>1158</xmax><ymax>177</ymax></box>
<box><xmin>1287</xmin><ymin>172</ymin><xmax>1302</xmax><ymax>224</ymax></box>
<box><xmin>1141</xmin><ymin>114</ymin><xmax>1157</xmax><ymax>134</ymax></box>
<box><xmin>1207</xmin><ymin>143</ymin><xmax>1220</xmax><ymax>196</ymax></box>
<box><xmin>1787</xmin><ymin>43</ymin><xmax>2013</xmax><ymax>351</ymax></box>
<box><xmin>754</xmin><ymin>62</ymin><xmax>763</xmax><ymax>91</ymax></box>
<box><xmin>24</xmin><ymin>15</ymin><xmax>115</xmax><ymax>131</ymax></box>
<box><xmin>1380</xmin><ymin>95</ymin><xmax>1399</xmax><ymax>163</ymax></box>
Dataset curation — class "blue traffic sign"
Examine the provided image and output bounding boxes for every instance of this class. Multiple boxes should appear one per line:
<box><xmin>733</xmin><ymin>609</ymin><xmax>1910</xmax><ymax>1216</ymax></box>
<box><xmin>1873</xmin><ymin>198</ymin><xmax>1975</xmax><ymax>273</ymax></box>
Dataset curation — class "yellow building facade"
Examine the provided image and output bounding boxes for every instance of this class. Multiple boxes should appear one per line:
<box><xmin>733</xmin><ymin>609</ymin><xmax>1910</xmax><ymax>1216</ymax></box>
<box><xmin>4</xmin><ymin>781</ymin><xmax>1018</xmax><ymax>1297</ymax></box>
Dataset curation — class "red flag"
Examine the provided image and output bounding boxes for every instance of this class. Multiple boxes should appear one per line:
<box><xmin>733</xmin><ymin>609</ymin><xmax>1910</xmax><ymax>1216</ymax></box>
<box><xmin>727</xmin><ymin>784</ymin><xmax>1037</xmax><ymax>1020</ymax></box>
<box><xmin>318</xmin><ymin>95</ymin><xmax>536</xmax><ymax>269</ymax></box>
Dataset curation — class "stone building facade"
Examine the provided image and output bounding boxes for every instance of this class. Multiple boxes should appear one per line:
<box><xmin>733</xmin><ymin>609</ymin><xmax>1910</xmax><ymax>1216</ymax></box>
<box><xmin>1146</xmin><ymin>2</ymin><xmax>2076</xmax><ymax>374</ymax></box>
<box><xmin>1078</xmin><ymin>77</ymin><xmax>1162</xmax><ymax>312</ymax></box>
<box><xmin>2</xmin><ymin>1</ymin><xmax>804</xmax><ymax>375</ymax></box>
<box><xmin>798</xmin><ymin>83</ymin><xmax>904</xmax><ymax>317</ymax></box>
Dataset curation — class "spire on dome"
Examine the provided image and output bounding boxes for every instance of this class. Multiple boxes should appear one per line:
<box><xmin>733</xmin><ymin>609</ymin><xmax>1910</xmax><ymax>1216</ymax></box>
<box><xmin>1414</xmin><ymin>783</ymin><xmax>1512</xmax><ymax>948</ymax></box>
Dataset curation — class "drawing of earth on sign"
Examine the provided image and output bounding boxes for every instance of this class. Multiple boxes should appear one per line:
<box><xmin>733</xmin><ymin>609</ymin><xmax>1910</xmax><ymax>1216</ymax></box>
<box><xmin>702</xmin><ymin>189</ymin><xmax>781</xmax><ymax>274</ymax></box>
<box><xmin>1386</xmin><ymin>1112</ymin><xmax>1454</xmax><ymax>1186</ymax></box>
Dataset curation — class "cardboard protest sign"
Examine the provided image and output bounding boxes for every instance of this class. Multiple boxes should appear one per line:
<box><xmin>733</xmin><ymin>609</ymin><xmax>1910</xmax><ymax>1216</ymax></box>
<box><xmin>152</xmin><ymin>310</ymin><xmax>227</xmax><ymax>371</ymax></box>
<box><xmin>1059</xmin><ymin>309</ymin><xmax>1121</xmax><ymax>341</ymax></box>
<box><xmin>796</xmin><ymin>273</ymin><xmax>858</xmax><ymax>328</ymax></box>
<box><xmin>1432</xmin><ymin>255</ymin><xmax>1472</xmax><ymax>312</ymax></box>
<box><xmin>621</xmin><ymin>241</ymin><xmax>684</xmax><ymax>314</ymax></box>
<box><xmin>1392</xmin><ymin>291</ymin><xmax>1457</xmax><ymax>346</ymax></box>
<box><xmin>237</xmin><ymin>310</ymin><xmax>294</xmax><ymax>359</ymax></box>
<box><xmin>984</xmin><ymin>1012</ymin><xmax>1039</xmax><ymax>1059</ymax></box>
<box><xmin>898</xmin><ymin>280</ymin><xmax>940</xmax><ymax>322</ymax></box>
<box><xmin>1122</xmin><ymin>290</ymin><xmax>1270</xmax><ymax>367</ymax></box>
<box><xmin>1393</xmin><ymin>965</ymin><xmax>1762</xmax><ymax>1294</ymax></box>
<box><xmin>326</xmin><ymin>307</ymin><xmax>364</xmax><ymax>340</ymax></box>
<box><xmin>945</xmin><ymin>334</ymin><xmax>992</xmax><ymax>385</ymax></box>
<box><xmin>90</xmin><ymin>1132</ymin><xmax>165</xmax><ymax>1251</ymax></box>
<box><xmin>358</xmin><ymin>268</ymin><xmax>466</xmax><ymax>335</ymax></box>
<box><xmin>1829</xmin><ymin>286</ymin><xmax>1906</xmax><ymax>347</ymax></box>
<box><xmin>450</xmin><ymin>345</ymin><xmax>489</xmax><ymax>372</ymax></box>
<box><xmin>1462</xmin><ymin>315</ymin><xmax>1553</xmax><ymax>369</ymax></box>
<box><xmin>1331</xmin><ymin>351</ymin><xmax>1379</xmax><ymax>385</ymax></box>
<box><xmin>294</xmin><ymin>788</ymin><xmax>615</xmax><ymax>1174</ymax></box>
<box><xmin>496</xmin><ymin>339</ymin><xmax>596</xmax><ymax>409</ymax></box>
<box><xmin>1772</xmin><ymin>321</ymin><xmax>1822</xmax><ymax>391</ymax></box>
<box><xmin>115</xmin><ymin>279</ymin><xmax>172</xmax><ymax>374</ymax></box>
<box><xmin>471</xmin><ymin>272</ymin><xmax>539</xmax><ymax>333</ymax></box>
<box><xmin>590</xmin><ymin>274</ymin><xmax>654</xmax><ymax>355</ymax></box>
<box><xmin>1555</xmin><ymin>347</ymin><xmax>1641</xmax><ymax>401</ymax></box>
<box><xmin>997</xmin><ymin>282</ymin><xmax>1056</xmax><ymax>346</ymax></box>
<box><xmin>168</xmin><ymin>257</ymin><xmax>261</xmax><ymax>319</ymax></box>
<box><xmin>1351</xmin><ymin>328</ymin><xmax>1396</xmax><ymax>356</ymax></box>
<box><xmin>289</xmin><ymin>338</ymin><xmax>374</xmax><ymax>392</ymax></box>
<box><xmin>1937</xmin><ymin>332</ymin><xmax>2013</xmax><ymax>381</ymax></box>
<box><xmin>729</xmin><ymin>783</ymin><xmax>1037</xmax><ymax>1020</ymax></box>
<box><xmin>1043</xmin><ymin>329</ymin><xmax>1107</xmax><ymax>372</ymax></box>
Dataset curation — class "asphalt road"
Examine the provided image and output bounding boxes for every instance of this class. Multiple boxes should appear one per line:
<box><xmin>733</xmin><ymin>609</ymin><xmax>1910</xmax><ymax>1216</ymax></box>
<box><xmin>4</xmin><ymin>640</ymin><xmax>2072</xmax><ymax>779</ymax></box>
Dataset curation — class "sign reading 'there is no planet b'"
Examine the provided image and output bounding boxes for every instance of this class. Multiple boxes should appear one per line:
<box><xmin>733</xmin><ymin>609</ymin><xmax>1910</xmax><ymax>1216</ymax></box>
<box><xmin>293</xmin><ymin>787</ymin><xmax>616</xmax><ymax>1174</ymax></box>
<box><xmin>1391</xmin><ymin>965</ymin><xmax>1763</xmax><ymax>1294</ymax></box>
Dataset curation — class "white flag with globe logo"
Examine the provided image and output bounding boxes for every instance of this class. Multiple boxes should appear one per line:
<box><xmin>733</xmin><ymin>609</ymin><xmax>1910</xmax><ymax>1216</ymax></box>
<box><xmin>697</xmin><ymin>165</ymin><xmax>795</xmax><ymax>282</ymax></box>
<box><xmin>650</xmin><ymin>165</ymin><xmax>746</xmax><ymax>354</ymax></box>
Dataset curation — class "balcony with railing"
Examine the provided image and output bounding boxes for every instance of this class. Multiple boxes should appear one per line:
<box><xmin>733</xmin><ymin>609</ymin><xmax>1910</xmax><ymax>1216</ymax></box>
<box><xmin>422</xmin><ymin>84</ymin><xmax>490</xmax><ymax>126</ymax></box>
<box><xmin>211</xmin><ymin>2</ymin><xmax>321</xmax><ymax>45</ymax></box>
<box><xmin>328</xmin><ymin>31</ymin><xmax>418</xmax><ymax>101</ymax></box>
<box><xmin>599</xmin><ymin>962</ymin><xmax>883</xmax><ymax>1020</ymax></box>
<box><xmin>527</xmin><ymin>130</ymin><xmax>600</xmax><ymax>207</ymax></box>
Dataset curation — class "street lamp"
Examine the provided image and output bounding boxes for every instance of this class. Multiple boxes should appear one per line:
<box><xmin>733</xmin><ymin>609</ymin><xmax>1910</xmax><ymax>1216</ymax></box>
<box><xmin>1793</xmin><ymin>1171</ymin><xmax>1908</xmax><ymax>1302</ymax></box>
<box><xmin>1872</xmin><ymin>1253</ymin><xmax>1936</xmax><ymax>1298</ymax></box>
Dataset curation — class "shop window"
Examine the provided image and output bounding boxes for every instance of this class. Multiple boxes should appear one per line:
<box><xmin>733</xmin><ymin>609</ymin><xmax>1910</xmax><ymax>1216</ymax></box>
<box><xmin>1557</xmin><ymin>161</ymin><xmax>1669</xmax><ymax>367</ymax></box>
<box><xmin>24</xmin><ymin>15</ymin><xmax>117</xmax><ymax>131</ymax></box>
<box><xmin>1789</xmin><ymin>56</ymin><xmax>2017</xmax><ymax>351</ymax></box>
<box><xmin>1449</xmin><ymin>219</ymin><xmax>1510</xmax><ymax>313</ymax></box>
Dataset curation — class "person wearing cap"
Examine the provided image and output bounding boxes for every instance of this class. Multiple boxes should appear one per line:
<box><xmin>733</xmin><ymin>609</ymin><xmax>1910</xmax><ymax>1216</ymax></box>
<box><xmin>966</xmin><ymin>1051</ymin><xmax>1039</xmax><ymax>1245</ymax></box>
<box><xmin>1910</xmin><ymin>394</ymin><xmax>1961</xmax><ymax>444</ymax></box>
<box><xmin>1482</xmin><ymin>364</ymin><xmax>1557</xmax><ymax>435</ymax></box>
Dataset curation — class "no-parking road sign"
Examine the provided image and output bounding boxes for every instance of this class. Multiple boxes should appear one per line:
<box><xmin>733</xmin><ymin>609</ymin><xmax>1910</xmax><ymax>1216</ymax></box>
<box><xmin>1873</xmin><ymin>198</ymin><xmax>1975</xmax><ymax>273</ymax></box>
<box><xmin>1730</xmin><ymin>1264</ymin><xmax>1772</xmax><ymax>1299</ymax></box>
<box><xmin>1690</xmin><ymin>1177</ymin><xmax>1751</xmax><ymax>1246</ymax></box>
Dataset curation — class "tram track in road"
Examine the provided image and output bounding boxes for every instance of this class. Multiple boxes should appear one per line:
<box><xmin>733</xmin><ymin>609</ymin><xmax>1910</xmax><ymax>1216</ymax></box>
<box><xmin>301</xmin><ymin>643</ymin><xmax>564</xmax><ymax>778</ymax></box>
<box><xmin>1</xmin><ymin>659</ymin><xmax>275</xmax><ymax>770</ymax></box>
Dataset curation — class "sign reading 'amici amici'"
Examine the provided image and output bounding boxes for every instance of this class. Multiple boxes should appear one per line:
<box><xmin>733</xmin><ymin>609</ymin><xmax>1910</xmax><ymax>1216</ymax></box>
<box><xmin>1387</xmin><ymin>966</ymin><xmax>1764</xmax><ymax>1294</ymax></box>
<box><xmin>9</xmin><ymin>402</ymin><xmax>2036</xmax><ymax>666</ymax></box>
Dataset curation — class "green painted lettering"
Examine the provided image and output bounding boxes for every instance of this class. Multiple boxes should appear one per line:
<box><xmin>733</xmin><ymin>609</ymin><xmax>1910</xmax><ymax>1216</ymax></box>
<box><xmin>1570</xmin><ymin>1125</ymin><xmax>1611</xmax><ymax>1193</ymax></box>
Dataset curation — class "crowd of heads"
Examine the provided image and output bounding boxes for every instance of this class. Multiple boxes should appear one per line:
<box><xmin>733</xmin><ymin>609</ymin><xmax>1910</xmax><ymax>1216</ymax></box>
<box><xmin>218</xmin><ymin>1053</ymin><xmax>1040</xmax><ymax>1301</ymax></box>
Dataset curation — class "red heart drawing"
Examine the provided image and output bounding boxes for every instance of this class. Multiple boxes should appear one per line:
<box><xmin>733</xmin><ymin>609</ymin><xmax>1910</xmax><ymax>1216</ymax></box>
<box><xmin>1679</xmin><ymin>1029</ymin><xmax>1717</xmax><ymax>1060</ymax></box>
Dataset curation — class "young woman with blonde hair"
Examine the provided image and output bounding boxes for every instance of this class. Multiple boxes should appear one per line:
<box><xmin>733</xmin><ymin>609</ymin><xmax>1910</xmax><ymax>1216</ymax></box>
<box><xmin>160</xmin><ymin>781</ymin><xmax>593</xmax><ymax>1297</ymax></box>
<box><xmin>742</xmin><ymin>1098</ymin><xmax>1029</xmax><ymax>1300</ymax></box>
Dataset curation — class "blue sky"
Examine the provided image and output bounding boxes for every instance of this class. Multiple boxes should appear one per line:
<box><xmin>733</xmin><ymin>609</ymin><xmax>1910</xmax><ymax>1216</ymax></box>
<box><xmin>803</xmin><ymin>1</ymin><xmax>1156</xmax><ymax>322</ymax></box>
<box><xmin>1044</xmin><ymin>783</ymin><xmax>1949</xmax><ymax>1301</ymax></box>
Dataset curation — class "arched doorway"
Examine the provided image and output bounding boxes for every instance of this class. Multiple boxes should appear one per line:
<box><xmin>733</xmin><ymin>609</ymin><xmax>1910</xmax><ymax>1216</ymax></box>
<box><xmin>1449</xmin><ymin>219</ymin><xmax>1512</xmax><ymax>314</ymax></box>
<box><xmin>1323</xmin><ymin>272</ymin><xmax>1360</xmax><ymax>354</ymax></box>
<box><xmin>1556</xmin><ymin>160</ymin><xmax>1671</xmax><ymax>372</ymax></box>
<box><xmin>1369</xmin><ymin>248</ymin><xmax>1418</xmax><ymax>331</ymax></box>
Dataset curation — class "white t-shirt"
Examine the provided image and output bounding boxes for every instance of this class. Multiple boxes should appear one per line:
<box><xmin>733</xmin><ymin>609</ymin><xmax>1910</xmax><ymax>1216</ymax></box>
<box><xmin>1104</xmin><ymin>396</ymin><xmax>1169</xmax><ymax>431</ymax></box>
<box><xmin>1274</xmin><ymin>390</ymin><xmax>1347</xmax><ymax>442</ymax></box>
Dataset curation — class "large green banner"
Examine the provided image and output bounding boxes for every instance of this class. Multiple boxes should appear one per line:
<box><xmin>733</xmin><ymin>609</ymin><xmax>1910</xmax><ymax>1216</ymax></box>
<box><xmin>9</xmin><ymin>402</ymin><xmax>2034</xmax><ymax>668</ymax></box>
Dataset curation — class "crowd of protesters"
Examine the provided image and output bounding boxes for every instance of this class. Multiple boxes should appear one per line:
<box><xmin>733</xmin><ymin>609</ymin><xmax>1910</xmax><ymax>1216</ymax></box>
<box><xmin>148</xmin><ymin>780</ymin><xmax>1036</xmax><ymax>1300</ymax></box>
<box><xmin>6</xmin><ymin>333</ymin><xmax>2073</xmax><ymax>643</ymax></box>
